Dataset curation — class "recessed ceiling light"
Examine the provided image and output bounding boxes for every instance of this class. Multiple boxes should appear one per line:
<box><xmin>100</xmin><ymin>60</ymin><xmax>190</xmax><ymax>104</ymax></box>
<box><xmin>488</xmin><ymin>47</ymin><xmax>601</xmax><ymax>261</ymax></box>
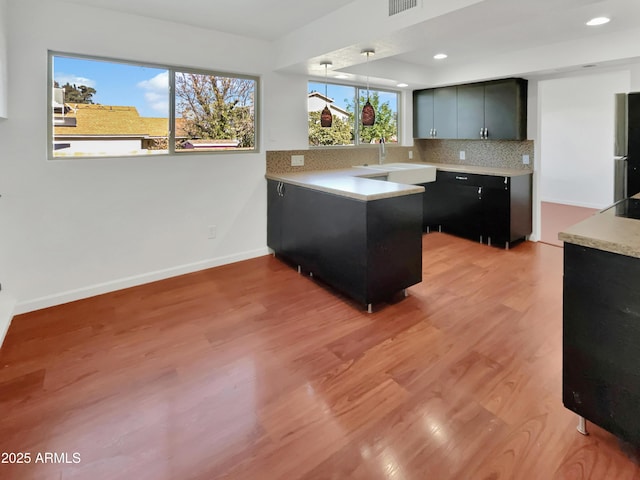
<box><xmin>397</xmin><ymin>83</ymin><xmax>409</xmax><ymax>88</ymax></box>
<box><xmin>586</xmin><ymin>17</ymin><xmax>610</xmax><ymax>26</ymax></box>
<box><xmin>434</xmin><ymin>53</ymin><xmax>448</xmax><ymax>60</ymax></box>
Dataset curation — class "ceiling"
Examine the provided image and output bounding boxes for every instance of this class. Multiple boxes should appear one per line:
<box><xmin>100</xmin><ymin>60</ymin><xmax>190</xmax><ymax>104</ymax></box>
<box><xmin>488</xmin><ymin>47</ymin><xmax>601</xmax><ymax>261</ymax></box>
<box><xmin>59</xmin><ymin>0</ymin><xmax>640</xmax><ymax>89</ymax></box>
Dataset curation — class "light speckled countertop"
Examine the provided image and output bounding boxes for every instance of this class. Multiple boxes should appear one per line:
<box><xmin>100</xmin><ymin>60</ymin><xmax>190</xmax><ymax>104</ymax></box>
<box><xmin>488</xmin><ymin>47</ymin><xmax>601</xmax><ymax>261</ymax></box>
<box><xmin>559</xmin><ymin>196</ymin><xmax>640</xmax><ymax>258</ymax></box>
<box><xmin>266</xmin><ymin>163</ymin><xmax>531</xmax><ymax>201</ymax></box>
<box><xmin>266</xmin><ymin>168</ymin><xmax>425</xmax><ymax>201</ymax></box>
<box><xmin>424</xmin><ymin>163</ymin><xmax>532</xmax><ymax>177</ymax></box>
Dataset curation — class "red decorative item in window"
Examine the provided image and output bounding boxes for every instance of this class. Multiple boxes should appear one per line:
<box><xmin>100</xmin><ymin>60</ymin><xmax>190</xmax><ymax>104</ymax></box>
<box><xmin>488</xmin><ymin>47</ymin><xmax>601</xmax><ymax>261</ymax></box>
<box><xmin>362</xmin><ymin>100</ymin><xmax>375</xmax><ymax>126</ymax></box>
<box><xmin>321</xmin><ymin>105</ymin><xmax>333</xmax><ymax>127</ymax></box>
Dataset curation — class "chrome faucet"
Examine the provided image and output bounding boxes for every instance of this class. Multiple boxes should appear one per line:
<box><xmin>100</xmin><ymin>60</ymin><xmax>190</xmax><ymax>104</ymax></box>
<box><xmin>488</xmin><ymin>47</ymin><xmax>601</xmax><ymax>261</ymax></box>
<box><xmin>379</xmin><ymin>137</ymin><xmax>386</xmax><ymax>165</ymax></box>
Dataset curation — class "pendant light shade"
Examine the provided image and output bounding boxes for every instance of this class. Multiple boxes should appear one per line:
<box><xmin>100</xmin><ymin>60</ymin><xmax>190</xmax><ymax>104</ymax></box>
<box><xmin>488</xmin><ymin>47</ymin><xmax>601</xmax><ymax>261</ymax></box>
<box><xmin>361</xmin><ymin>49</ymin><xmax>375</xmax><ymax>126</ymax></box>
<box><xmin>362</xmin><ymin>100</ymin><xmax>375</xmax><ymax>127</ymax></box>
<box><xmin>321</xmin><ymin>105</ymin><xmax>332</xmax><ymax>127</ymax></box>
<box><xmin>320</xmin><ymin>61</ymin><xmax>332</xmax><ymax>128</ymax></box>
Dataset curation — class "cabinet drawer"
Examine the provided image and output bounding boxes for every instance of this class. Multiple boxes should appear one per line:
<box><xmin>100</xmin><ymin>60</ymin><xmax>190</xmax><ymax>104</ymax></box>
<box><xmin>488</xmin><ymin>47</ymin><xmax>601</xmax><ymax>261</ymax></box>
<box><xmin>437</xmin><ymin>171</ymin><xmax>509</xmax><ymax>189</ymax></box>
<box><xmin>437</xmin><ymin>171</ymin><xmax>484</xmax><ymax>185</ymax></box>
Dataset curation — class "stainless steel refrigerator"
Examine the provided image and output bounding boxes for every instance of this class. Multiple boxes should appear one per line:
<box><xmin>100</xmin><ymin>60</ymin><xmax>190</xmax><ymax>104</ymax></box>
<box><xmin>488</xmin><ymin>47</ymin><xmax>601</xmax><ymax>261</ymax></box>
<box><xmin>615</xmin><ymin>92</ymin><xmax>640</xmax><ymax>200</ymax></box>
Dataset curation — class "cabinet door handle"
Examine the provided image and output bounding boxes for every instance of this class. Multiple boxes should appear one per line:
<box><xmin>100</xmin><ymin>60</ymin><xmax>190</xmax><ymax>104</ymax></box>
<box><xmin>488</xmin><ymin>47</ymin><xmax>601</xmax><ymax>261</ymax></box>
<box><xmin>480</xmin><ymin>128</ymin><xmax>484</xmax><ymax>139</ymax></box>
<box><xmin>478</xmin><ymin>186</ymin><xmax>482</xmax><ymax>197</ymax></box>
<box><xmin>485</xmin><ymin>128</ymin><xmax>489</xmax><ymax>139</ymax></box>
<box><xmin>434</xmin><ymin>129</ymin><xmax>437</xmax><ymax>137</ymax></box>
<box><xmin>280</xmin><ymin>183</ymin><xmax>285</xmax><ymax>196</ymax></box>
<box><xmin>455</xmin><ymin>176</ymin><xmax>468</xmax><ymax>181</ymax></box>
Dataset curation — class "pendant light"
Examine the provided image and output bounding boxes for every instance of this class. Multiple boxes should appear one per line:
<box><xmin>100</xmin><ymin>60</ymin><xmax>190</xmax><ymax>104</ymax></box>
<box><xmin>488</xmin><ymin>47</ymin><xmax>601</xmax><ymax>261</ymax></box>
<box><xmin>361</xmin><ymin>49</ymin><xmax>375</xmax><ymax>127</ymax></box>
<box><xmin>320</xmin><ymin>61</ymin><xmax>333</xmax><ymax>128</ymax></box>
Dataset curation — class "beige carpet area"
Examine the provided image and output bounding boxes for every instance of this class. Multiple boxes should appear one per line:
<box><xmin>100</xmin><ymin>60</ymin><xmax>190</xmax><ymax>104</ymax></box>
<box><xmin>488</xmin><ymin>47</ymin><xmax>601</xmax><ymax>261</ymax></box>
<box><xmin>540</xmin><ymin>201</ymin><xmax>600</xmax><ymax>247</ymax></box>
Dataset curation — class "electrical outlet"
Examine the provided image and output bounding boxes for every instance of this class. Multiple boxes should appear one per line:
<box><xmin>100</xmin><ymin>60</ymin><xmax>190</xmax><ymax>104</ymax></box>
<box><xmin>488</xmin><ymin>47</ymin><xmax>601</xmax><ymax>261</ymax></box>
<box><xmin>408</xmin><ymin>150</ymin><xmax>413</xmax><ymax>160</ymax></box>
<box><xmin>523</xmin><ymin>154</ymin><xmax>530</xmax><ymax>165</ymax></box>
<box><xmin>208</xmin><ymin>225</ymin><xmax>217</xmax><ymax>239</ymax></box>
<box><xmin>291</xmin><ymin>155</ymin><xmax>304</xmax><ymax>167</ymax></box>
<box><xmin>459</xmin><ymin>151</ymin><xmax>466</xmax><ymax>160</ymax></box>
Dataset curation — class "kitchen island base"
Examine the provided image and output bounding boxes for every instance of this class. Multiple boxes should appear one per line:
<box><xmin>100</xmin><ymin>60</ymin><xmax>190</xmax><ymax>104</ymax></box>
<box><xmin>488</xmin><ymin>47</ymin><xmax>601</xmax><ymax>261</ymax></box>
<box><xmin>267</xmin><ymin>179</ymin><xmax>423</xmax><ymax>311</ymax></box>
<box><xmin>563</xmin><ymin>242</ymin><xmax>640</xmax><ymax>447</ymax></box>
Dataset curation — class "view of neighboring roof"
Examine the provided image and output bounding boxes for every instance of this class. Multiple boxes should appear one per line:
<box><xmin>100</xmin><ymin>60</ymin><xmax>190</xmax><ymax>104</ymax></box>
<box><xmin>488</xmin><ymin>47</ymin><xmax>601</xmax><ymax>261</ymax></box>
<box><xmin>54</xmin><ymin>104</ymin><xmax>169</xmax><ymax>137</ymax></box>
<box><xmin>307</xmin><ymin>92</ymin><xmax>349</xmax><ymax>117</ymax></box>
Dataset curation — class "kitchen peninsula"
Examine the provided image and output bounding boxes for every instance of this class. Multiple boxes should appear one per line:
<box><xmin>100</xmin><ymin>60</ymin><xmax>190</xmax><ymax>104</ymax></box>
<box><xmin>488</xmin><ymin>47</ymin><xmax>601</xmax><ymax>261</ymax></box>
<box><xmin>266</xmin><ymin>157</ymin><xmax>533</xmax><ymax>311</ymax></box>
<box><xmin>266</xmin><ymin>167</ymin><xmax>425</xmax><ymax>312</ymax></box>
<box><xmin>560</xmin><ymin>195</ymin><xmax>640</xmax><ymax>446</ymax></box>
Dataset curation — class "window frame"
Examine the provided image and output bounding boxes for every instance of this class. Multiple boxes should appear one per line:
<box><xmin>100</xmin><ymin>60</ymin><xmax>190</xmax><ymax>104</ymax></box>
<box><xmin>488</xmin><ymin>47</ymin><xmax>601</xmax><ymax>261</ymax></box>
<box><xmin>307</xmin><ymin>79</ymin><xmax>401</xmax><ymax>148</ymax></box>
<box><xmin>48</xmin><ymin>51</ymin><xmax>260</xmax><ymax>160</ymax></box>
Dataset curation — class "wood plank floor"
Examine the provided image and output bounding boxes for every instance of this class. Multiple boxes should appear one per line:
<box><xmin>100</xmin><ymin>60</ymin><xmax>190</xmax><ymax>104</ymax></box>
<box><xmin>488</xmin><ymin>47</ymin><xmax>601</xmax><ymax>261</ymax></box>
<box><xmin>1</xmin><ymin>233</ymin><xmax>639</xmax><ymax>480</ymax></box>
<box><xmin>540</xmin><ymin>201</ymin><xmax>600</xmax><ymax>248</ymax></box>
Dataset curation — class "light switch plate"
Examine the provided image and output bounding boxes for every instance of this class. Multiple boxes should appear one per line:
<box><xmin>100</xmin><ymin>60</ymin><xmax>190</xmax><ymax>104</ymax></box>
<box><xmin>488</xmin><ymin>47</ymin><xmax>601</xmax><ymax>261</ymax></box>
<box><xmin>408</xmin><ymin>150</ymin><xmax>413</xmax><ymax>160</ymax></box>
<box><xmin>523</xmin><ymin>154</ymin><xmax>530</xmax><ymax>165</ymax></box>
<box><xmin>459</xmin><ymin>151</ymin><xmax>466</xmax><ymax>160</ymax></box>
<box><xmin>291</xmin><ymin>155</ymin><xmax>304</xmax><ymax>166</ymax></box>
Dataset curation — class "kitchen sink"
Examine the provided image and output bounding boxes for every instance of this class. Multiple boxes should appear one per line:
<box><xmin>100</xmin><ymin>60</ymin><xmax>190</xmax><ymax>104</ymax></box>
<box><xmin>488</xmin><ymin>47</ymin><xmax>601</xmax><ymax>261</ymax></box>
<box><xmin>357</xmin><ymin>163</ymin><xmax>436</xmax><ymax>184</ymax></box>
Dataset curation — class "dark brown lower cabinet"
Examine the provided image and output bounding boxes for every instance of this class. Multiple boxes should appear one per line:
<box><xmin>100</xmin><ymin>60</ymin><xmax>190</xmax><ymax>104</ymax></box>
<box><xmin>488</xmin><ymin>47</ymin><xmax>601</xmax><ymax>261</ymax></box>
<box><xmin>421</xmin><ymin>171</ymin><xmax>532</xmax><ymax>248</ymax></box>
<box><xmin>563</xmin><ymin>243</ymin><xmax>640</xmax><ymax>446</ymax></box>
<box><xmin>267</xmin><ymin>180</ymin><xmax>423</xmax><ymax>307</ymax></box>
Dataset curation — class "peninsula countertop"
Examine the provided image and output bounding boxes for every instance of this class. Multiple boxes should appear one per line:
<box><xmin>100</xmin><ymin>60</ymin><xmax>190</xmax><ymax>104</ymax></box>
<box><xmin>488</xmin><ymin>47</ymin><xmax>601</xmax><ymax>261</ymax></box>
<box><xmin>265</xmin><ymin>167</ymin><xmax>426</xmax><ymax>201</ymax></box>
<box><xmin>559</xmin><ymin>195</ymin><xmax>640</xmax><ymax>259</ymax></box>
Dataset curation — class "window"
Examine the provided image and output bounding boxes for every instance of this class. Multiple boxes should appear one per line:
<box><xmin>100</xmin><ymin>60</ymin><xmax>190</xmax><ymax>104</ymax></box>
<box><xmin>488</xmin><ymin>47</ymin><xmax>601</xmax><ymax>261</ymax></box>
<box><xmin>307</xmin><ymin>81</ymin><xmax>399</xmax><ymax>147</ymax></box>
<box><xmin>49</xmin><ymin>53</ymin><xmax>258</xmax><ymax>158</ymax></box>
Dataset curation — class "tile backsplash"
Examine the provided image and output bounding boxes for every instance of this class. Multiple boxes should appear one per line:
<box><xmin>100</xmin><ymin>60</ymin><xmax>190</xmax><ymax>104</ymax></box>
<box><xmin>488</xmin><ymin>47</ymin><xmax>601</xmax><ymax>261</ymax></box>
<box><xmin>267</xmin><ymin>139</ymin><xmax>534</xmax><ymax>174</ymax></box>
<box><xmin>415</xmin><ymin>139</ymin><xmax>534</xmax><ymax>170</ymax></box>
<box><xmin>266</xmin><ymin>146</ymin><xmax>415</xmax><ymax>173</ymax></box>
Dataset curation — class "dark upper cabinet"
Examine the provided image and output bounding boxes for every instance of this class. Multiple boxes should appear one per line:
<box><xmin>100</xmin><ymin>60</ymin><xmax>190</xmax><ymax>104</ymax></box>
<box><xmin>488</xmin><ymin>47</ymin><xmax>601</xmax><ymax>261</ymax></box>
<box><xmin>413</xmin><ymin>89</ymin><xmax>434</xmax><ymax>138</ymax></box>
<box><xmin>433</xmin><ymin>87</ymin><xmax>458</xmax><ymax>139</ymax></box>
<box><xmin>457</xmin><ymin>79</ymin><xmax>527</xmax><ymax>140</ymax></box>
<box><xmin>414</xmin><ymin>78</ymin><xmax>527</xmax><ymax>141</ymax></box>
<box><xmin>413</xmin><ymin>87</ymin><xmax>457</xmax><ymax>139</ymax></box>
<box><xmin>484</xmin><ymin>79</ymin><xmax>528</xmax><ymax>140</ymax></box>
<box><xmin>456</xmin><ymin>83</ymin><xmax>486</xmax><ymax>140</ymax></box>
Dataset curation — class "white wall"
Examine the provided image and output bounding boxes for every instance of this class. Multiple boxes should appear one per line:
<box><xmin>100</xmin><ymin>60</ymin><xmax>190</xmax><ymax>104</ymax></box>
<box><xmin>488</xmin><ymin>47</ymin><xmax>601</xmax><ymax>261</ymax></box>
<box><xmin>264</xmin><ymin>71</ymin><xmax>309</xmax><ymax>151</ymax></box>
<box><xmin>0</xmin><ymin>0</ymin><xmax>285</xmax><ymax>313</ymax></box>
<box><xmin>0</xmin><ymin>0</ymin><xmax>7</xmax><ymax>118</ymax></box>
<box><xmin>631</xmin><ymin>64</ymin><xmax>640</xmax><ymax>91</ymax></box>
<box><xmin>538</xmin><ymin>71</ymin><xmax>631</xmax><ymax>209</ymax></box>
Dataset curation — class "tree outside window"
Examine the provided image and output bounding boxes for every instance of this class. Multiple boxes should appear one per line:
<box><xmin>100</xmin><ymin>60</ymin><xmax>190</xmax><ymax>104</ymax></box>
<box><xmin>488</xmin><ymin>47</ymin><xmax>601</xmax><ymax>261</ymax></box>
<box><xmin>307</xmin><ymin>81</ymin><xmax>399</xmax><ymax>147</ymax></box>
<box><xmin>49</xmin><ymin>53</ymin><xmax>258</xmax><ymax>158</ymax></box>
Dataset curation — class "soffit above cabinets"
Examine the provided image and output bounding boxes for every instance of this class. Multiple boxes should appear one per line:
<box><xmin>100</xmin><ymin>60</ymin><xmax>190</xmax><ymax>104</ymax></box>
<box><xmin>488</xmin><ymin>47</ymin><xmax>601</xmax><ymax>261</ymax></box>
<box><xmin>54</xmin><ymin>0</ymin><xmax>640</xmax><ymax>88</ymax></box>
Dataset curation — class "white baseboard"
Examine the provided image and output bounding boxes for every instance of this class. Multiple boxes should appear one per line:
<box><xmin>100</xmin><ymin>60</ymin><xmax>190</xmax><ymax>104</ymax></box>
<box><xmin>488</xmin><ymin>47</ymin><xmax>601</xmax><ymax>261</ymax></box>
<box><xmin>14</xmin><ymin>248</ymin><xmax>270</xmax><ymax>315</ymax></box>
<box><xmin>0</xmin><ymin>293</ymin><xmax>16</xmax><ymax>348</ymax></box>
